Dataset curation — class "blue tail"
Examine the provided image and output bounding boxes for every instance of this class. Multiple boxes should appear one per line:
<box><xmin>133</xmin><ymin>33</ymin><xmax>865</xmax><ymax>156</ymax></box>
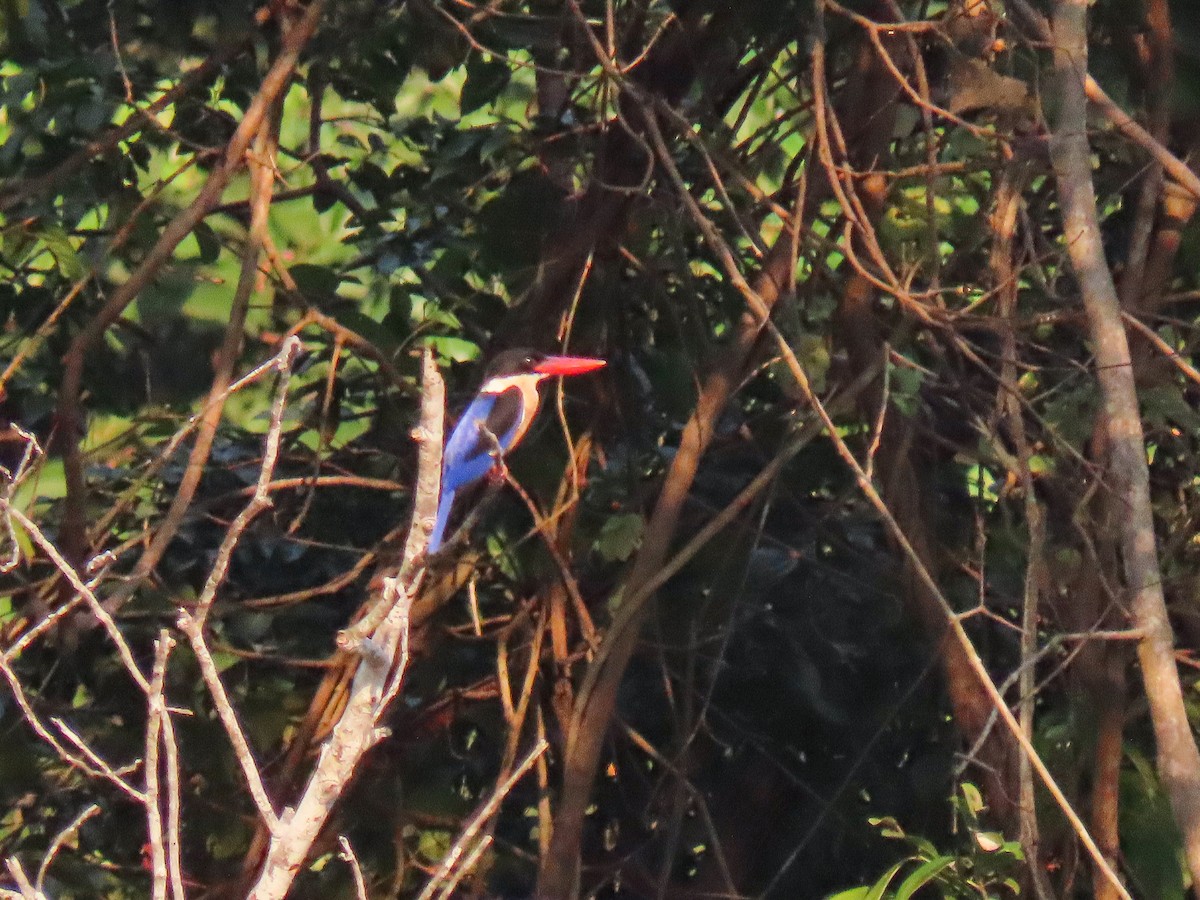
<box><xmin>428</xmin><ymin>487</ymin><xmax>456</xmax><ymax>552</ymax></box>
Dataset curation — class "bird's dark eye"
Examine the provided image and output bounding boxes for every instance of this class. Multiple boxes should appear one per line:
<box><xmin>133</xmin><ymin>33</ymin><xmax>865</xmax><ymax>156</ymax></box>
<box><xmin>523</xmin><ymin>355</ymin><xmax>535</xmax><ymax>369</ymax></box>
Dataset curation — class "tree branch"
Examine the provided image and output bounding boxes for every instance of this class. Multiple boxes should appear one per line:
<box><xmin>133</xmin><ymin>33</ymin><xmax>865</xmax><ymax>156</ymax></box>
<box><xmin>244</xmin><ymin>347</ymin><xmax>444</xmax><ymax>900</ymax></box>
<box><xmin>55</xmin><ymin>0</ymin><xmax>326</xmax><ymax>576</ymax></box>
<box><xmin>1046</xmin><ymin>0</ymin><xmax>1200</xmax><ymax>892</ymax></box>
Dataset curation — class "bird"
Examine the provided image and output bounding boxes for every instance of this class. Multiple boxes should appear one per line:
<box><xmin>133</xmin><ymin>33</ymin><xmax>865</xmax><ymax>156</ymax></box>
<box><xmin>428</xmin><ymin>348</ymin><xmax>606</xmax><ymax>552</ymax></box>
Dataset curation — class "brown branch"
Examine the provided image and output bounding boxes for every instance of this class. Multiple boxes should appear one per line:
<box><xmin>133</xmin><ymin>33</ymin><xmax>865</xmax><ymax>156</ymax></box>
<box><xmin>85</xmin><ymin>335</ymin><xmax>303</xmax><ymax>552</ymax></box>
<box><xmin>1121</xmin><ymin>313</ymin><xmax>1200</xmax><ymax>387</ymax></box>
<box><xmin>783</xmin><ymin>309</ymin><xmax>1131</xmax><ymax>898</ymax></box>
<box><xmin>992</xmin><ymin>158</ymin><xmax>1056</xmax><ymax>900</ymax></box>
<box><xmin>92</xmin><ymin>86</ymin><xmax>284</xmax><ymax>626</ymax></box>
<box><xmin>1006</xmin><ymin>0</ymin><xmax>1200</xmax><ymax>203</ymax></box>
<box><xmin>700</xmin><ymin>57</ymin><xmax>1118</xmax><ymax>892</ymax></box>
<box><xmin>55</xmin><ymin>0</ymin><xmax>326</xmax><ymax>577</ymax></box>
<box><xmin>551</xmin><ymin>14</ymin><xmax>1124</xmax><ymax>892</ymax></box>
<box><xmin>538</xmin><ymin>113</ymin><xmax>802</xmax><ymax>897</ymax></box>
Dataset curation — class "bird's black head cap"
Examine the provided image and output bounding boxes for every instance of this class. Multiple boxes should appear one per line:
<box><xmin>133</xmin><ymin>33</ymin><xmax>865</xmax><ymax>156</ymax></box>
<box><xmin>484</xmin><ymin>348</ymin><xmax>544</xmax><ymax>379</ymax></box>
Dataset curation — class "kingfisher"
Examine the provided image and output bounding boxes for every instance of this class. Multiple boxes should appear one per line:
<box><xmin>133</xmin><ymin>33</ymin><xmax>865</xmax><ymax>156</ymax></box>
<box><xmin>428</xmin><ymin>348</ymin><xmax>606</xmax><ymax>552</ymax></box>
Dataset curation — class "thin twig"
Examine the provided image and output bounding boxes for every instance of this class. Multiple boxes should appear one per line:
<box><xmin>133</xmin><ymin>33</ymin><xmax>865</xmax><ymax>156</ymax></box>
<box><xmin>49</xmin><ymin>717</ymin><xmax>144</xmax><ymax>799</ymax></box>
<box><xmin>1121</xmin><ymin>313</ymin><xmax>1200</xmax><ymax>387</ymax></box>
<box><xmin>338</xmin><ymin>836</ymin><xmax>369</xmax><ymax>900</ymax></box>
<box><xmin>56</xmin><ymin>0</ymin><xmax>326</xmax><ymax>589</ymax></box>
<box><xmin>145</xmin><ymin>634</ymin><xmax>173</xmax><ymax>900</ymax></box>
<box><xmin>34</xmin><ymin>804</ymin><xmax>101</xmax><ymax>894</ymax></box>
<box><xmin>160</xmin><ymin>685</ymin><xmax>186</xmax><ymax>900</ymax></box>
<box><xmin>782</xmin><ymin>333</ymin><xmax>1129</xmax><ymax>898</ymax></box>
<box><xmin>177</xmin><ymin>339</ymin><xmax>299</xmax><ymax>831</ymax></box>
<box><xmin>416</xmin><ymin>739</ymin><xmax>549</xmax><ymax>900</ymax></box>
<box><xmin>0</xmin><ymin>505</ymin><xmax>149</xmax><ymax>692</ymax></box>
<box><xmin>0</xmin><ymin>40</ymin><xmax>249</xmax><ymax>211</ymax></box>
<box><xmin>642</xmin><ymin>55</ymin><xmax>1126</xmax><ymax>891</ymax></box>
<box><xmin>191</xmin><ymin>336</ymin><xmax>300</xmax><ymax>628</ymax></box>
<box><xmin>4</xmin><ymin>859</ymin><xmax>43</xmax><ymax>900</ymax></box>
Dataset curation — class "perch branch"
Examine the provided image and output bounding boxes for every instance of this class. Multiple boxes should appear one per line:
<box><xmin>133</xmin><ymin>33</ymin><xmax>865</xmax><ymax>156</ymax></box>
<box><xmin>244</xmin><ymin>347</ymin><xmax>443</xmax><ymax>900</ymax></box>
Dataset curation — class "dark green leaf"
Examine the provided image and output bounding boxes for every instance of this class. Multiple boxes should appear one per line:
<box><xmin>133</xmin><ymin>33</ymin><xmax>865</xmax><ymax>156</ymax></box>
<box><xmin>460</xmin><ymin>53</ymin><xmax>510</xmax><ymax>115</ymax></box>
<box><xmin>288</xmin><ymin>263</ymin><xmax>341</xmax><ymax>299</ymax></box>
<box><xmin>192</xmin><ymin>221</ymin><xmax>221</xmax><ymax>264</ymax></box>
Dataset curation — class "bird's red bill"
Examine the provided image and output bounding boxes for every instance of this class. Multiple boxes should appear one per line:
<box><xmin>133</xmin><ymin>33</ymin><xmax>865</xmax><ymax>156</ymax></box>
<box><xmin>533</xmin><ymin>355</ymin><xmax>606</xmax><ymax>376</ymax></box>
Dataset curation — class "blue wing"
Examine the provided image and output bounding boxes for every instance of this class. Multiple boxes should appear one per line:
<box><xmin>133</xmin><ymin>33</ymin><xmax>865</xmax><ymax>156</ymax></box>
<box><xmin>441</xmin><ymin>389</ymin><xmax>524</xmax><ymax>492</ymax></box>
<box><xmin>429</xmin><ymin>388</ymin><xmax>525</xmax><ymax>551</ymax></box>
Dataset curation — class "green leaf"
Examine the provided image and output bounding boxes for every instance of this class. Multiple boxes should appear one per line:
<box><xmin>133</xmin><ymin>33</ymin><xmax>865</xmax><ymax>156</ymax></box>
<box><xmin>429</xmin><ymin>335</ymin><xmax>480</xmax><ymax>363</ymax></box>
<box><xmin>331</xmin><ymin>308</ymin><xmax>403</xmax><ymax>354</ymax></box>
<box><xmin>888</xmin><ymin>360</ymin><xmax>924</xmax><ymax>418</ymax></box>
<box><xmin>894</xmin><ymin>856</ymin><xmax>954</xmax><ymax>899</ymax></box>
<box><xmin>210</xmin><ymin>650</ymin><xmax>241</xmax><ymax>674</ymax></box>
<box><xmin>869</xmin><ymin>816</ymin><xmax>906</xmax><ymax>840</ymax></box>
<box><xmin>960</xmin><ymin>782</ymin><xmax>985</xmax><ymax>816</ymax></box>
<box><xmin>71</xmin><ymin>683</ymin><xmax>91</xmax><ymax>709</ymax></box>
<box><xmin>288</xmin><ymin>263</ymin><xmax>341</xmax><ymax>298</ymax></box>
<box><xmin>460</xmin><ymin>53</ymin><xmax>510</xmax><ymax>114</ymax></box>
<box><xmin>1121</xmin><ymin>761</ymin><xmax>1187</xmax><ymax>900</ymax></box>
<box><xmin>192</xmin><ymin>221</ymin><xmax>221</xmax><ymax>264</ymax></box>
<box><xmin>37</xmin><ymin>225</ymin><xmax>86</xmax><ymax>279</ymax></box>
<box><xmin>863</xmin><ymin>859</ymin><xmax>909</xmax><ymax>900</ymax></box>
<box><xmin>206</xmin><ymin>819</ymin><xmax>252</xmax><ymax>860</ymax></box>
<box><xmin>595</xmin><ymin>513</ymin><xmax>644</xmax><ymax>562</ymax></box>
<box><xmin>416</xmin><ymin>828</ymin><xmax>453</xmax><ymax>864</ymax></box>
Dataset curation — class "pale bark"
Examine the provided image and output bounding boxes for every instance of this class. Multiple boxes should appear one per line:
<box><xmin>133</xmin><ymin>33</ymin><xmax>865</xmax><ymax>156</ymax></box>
<box><xmin>1046</xmin><ymin>1</ymin><xmax>1200</xmax><ymax>892</ymax></box>
<box><xmin>246</xmin><ymin>350</ymin><xmax>444</xmax><ymax>900</ymax></box>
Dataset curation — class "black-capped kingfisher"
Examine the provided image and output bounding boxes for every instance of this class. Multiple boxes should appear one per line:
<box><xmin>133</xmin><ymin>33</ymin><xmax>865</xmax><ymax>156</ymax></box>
<box><xmin>428</xmin><ymin>348</ymin><xmax>606</xmax><ymax>551</ymax></box>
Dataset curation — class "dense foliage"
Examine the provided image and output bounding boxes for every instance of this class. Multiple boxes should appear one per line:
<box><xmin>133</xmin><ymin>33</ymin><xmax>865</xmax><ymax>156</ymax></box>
<box><xmin>2</xmin><ymin>0</ymin><xmax>1200</xmax><ymax>897</ymax></box>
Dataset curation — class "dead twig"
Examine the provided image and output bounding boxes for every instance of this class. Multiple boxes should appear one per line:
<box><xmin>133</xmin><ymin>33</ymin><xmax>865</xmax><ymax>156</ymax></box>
<box><xmin>244</xmin><ymin>347</ymin><xmax>443</xmax><ymax>900</ymax></box>
<box><xmin>177</xmin><ymin>337</ymin><xmax>300</xmax><ymax>831</ymax></box>
<box><xmin>416</xmin><ymin>739</ymin><xmax>549</xmax><ymax>900</ymax></box>
<box><xmin>35</xmin><ymin>804</ymin><xmax>101</xmax><ymax>895</ymax></box>
<box><xmin>145</xmin><ymin>634</ymin><xmax>174</xmax><ymax>900</ymax></box>
<box><xmin>338</xmin><ymin>836</ymin><xmax>369</xmax><ymax>900</ymax></box>
<box><xmin>1044</xmin><ymin>0</ymin><xmax>1196</xmax><ymax>891</ymax></box>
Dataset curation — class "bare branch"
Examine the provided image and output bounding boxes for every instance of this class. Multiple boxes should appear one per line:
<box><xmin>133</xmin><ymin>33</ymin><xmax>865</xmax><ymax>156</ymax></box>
<box><xmin>0</xmin><ymin>505</ymin><xmax>148</xmax><ymax>692</ymax></box>
<box><xmin>35</xmin><ymin>804</ymin><xmax>101</xmax><ymax>895</ymax></box>
<box><xmin>177</xmin><ymin>336</ymin><xmax>300</xmax><ymax>831</ymax></box>
<box><xmin>56</xmin><ymin>0</ymin><xmax>327</xmax><ymax>584</ymax></box>
<box><xmin>244</xmin><ymin>347</ymin><xmax>444</xmax><ymax>900</ymax></box>
<box><xmin>338</xmin><ymin>836</ymin><xmax>369</xmax><ymax>900</ymax></box>
<box><xmin>145</xmin><ymin>634</ymin><xmax>173</xmax><ymax>900</ymax></box>
<box><xmin>417</xmin><ymin>739</ymin><xmax>549</xmax><ymax>900</ymax></box>
<box><xmin>1046</xmin><ymin>0</ymin><xmax>1200</xmax><ymax>889</ymax></box>
<box><xmin>4</xmin><ymin>859</ymin><xmax>44</xmax><ymax>900</ymax></box>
